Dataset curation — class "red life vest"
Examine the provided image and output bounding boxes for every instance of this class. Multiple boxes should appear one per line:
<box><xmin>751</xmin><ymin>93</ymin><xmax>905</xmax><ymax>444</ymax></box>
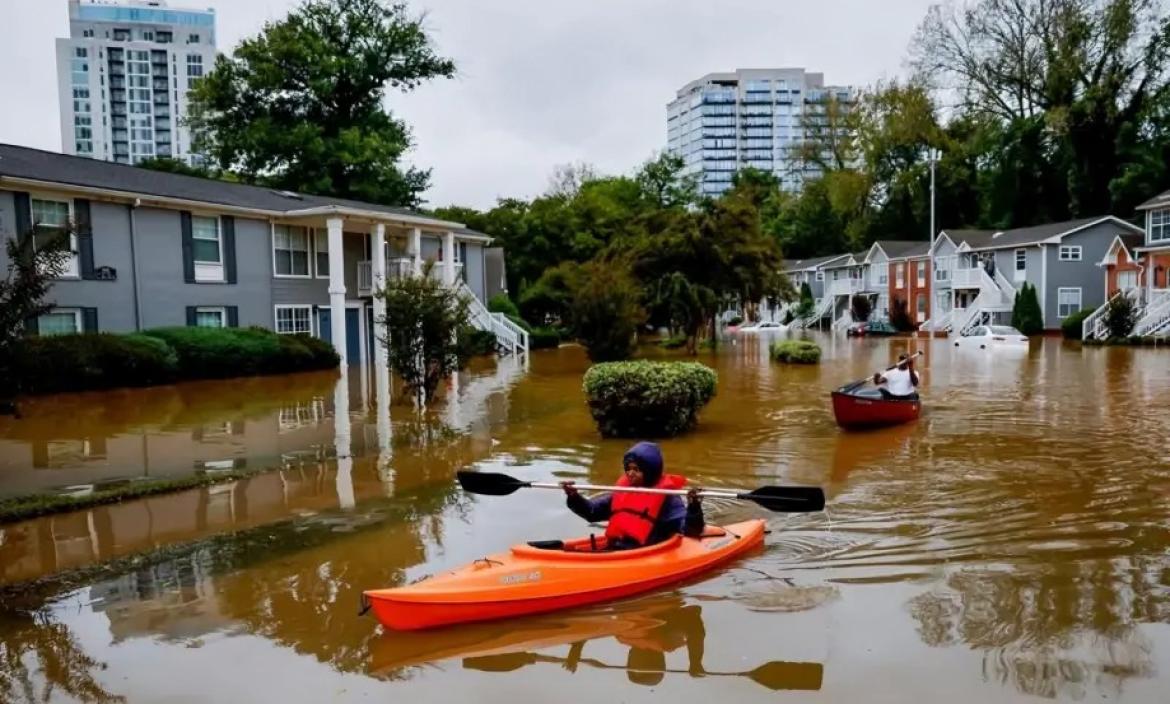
<box><xmin>605</xmin><ymin>474</ymin><xmax>686</xmax><ymax>545</ymax></box>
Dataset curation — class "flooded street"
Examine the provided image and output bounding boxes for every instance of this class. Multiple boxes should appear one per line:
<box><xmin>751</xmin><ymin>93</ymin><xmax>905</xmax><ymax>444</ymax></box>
<box><xmin>3</xmin><ymin>334</ymin><xmax>1170</xmax><ymax>702</ymax></box>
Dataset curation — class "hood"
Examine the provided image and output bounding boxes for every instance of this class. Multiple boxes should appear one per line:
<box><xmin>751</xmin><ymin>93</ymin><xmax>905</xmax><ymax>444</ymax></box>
<box><xmin>623</xmin><ymin>441</ymin><xmax>664</xmax><ymax>486</ymax></box>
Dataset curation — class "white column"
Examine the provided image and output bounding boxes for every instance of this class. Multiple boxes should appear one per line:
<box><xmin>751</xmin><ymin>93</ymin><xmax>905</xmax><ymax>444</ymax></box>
<box><xmin>327</xmin><ymin>217</ymin><xmax>346</xmax><ymax>365</ymax></box>
<box><xmin>370</xmin><ymin>223</ymin><xmax>388</xmax><ymax>368</ymax></box>
<box><xmin>443</xmin><ymin>230</ymin><xmax>456</xmax><ymax>286</ymax></box>
<box><xmin>409</xmin><ymin>227</ymin><xmax>422</xmax><ymax>276</ymax></box>
<box><xmin>333</xmin><ymin>369</ymin><xmax>354</xmax><ymax>510</ymax></box>
<box><xmin>374</xmin><ymin>358</ymin><xmax>393</xmax><ymax>497</ymax></box>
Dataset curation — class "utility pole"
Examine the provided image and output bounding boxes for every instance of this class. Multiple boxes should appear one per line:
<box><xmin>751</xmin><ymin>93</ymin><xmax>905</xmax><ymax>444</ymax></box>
<box><xmin>928</xmin><ymin>148</ymin><xmax>938</xmax><ymax>248</ymax></box>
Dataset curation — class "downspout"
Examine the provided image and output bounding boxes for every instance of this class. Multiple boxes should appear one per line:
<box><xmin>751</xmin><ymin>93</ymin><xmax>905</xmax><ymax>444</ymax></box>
<box><xmin>128</xmin><ymin>198</ymin><xmax>143</xmax><ymax>330</ymax></box>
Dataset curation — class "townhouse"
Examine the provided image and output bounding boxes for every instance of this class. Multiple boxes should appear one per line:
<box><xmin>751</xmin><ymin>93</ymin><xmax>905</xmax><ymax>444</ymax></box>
<box><xmin>1084</xmin><ymin>191</ymin><xmax>1170</xmax><ymax>339</ymax></box>
<box><xmin>779</xmin><ymin>253</ymin><xmax>850</xmax><ymax>327</ymax></box>
<box><xmin>922</xmin><ymin>217</ymin><xmax>1142</xmax><ymax>335</ymax></box>
<box><xmin>0</xmin><ymin>144</ymin><xmax>526</xmax><ymax>363</ymax></box>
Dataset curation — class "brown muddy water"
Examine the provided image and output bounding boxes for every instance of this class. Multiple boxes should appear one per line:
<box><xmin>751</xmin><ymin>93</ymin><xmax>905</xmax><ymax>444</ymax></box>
<box><xmin>2</xmin><ymin>333</ymin><xmax>1170</xmax><ymax>703</ymax></box>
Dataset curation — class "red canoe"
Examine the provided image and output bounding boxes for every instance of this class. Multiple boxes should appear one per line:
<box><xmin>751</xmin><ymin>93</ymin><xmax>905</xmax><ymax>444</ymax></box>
<box><xmin>830</xmin><ymin>386</ymin><xmax>920</xmax><ymax>430</ymax></box>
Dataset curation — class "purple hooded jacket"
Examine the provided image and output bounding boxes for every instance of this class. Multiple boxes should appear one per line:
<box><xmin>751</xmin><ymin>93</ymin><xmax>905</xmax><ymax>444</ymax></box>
<box><xmin>566</xmin><ymin>441</ymin><xmax>704</xmax><ymax>546</ymax></box>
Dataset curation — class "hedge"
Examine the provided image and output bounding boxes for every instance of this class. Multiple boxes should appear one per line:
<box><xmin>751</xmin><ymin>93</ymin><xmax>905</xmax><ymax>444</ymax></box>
<box><xmin>1061</xmin><ymin>309</ymin><xmax>1093</xmax><ymax>340</ymax></box>
<box><xmin>529</xmin><ymin>326</ymin><xmax>561</xmax><ymax>349</ymax></box>
<box><xmin>769</xmin><ymin>340</ymin><xmax>821</xmax><ymax>364</ymax></box>
<box><xmin>11</xmin><ymin>327</ymin><xmax>338</xmax><ymax>396</ymax></box>
<box><xmin>582</xmin><ymin>360</ymin><xmax>717</xmax><ymax>438</ymax></box>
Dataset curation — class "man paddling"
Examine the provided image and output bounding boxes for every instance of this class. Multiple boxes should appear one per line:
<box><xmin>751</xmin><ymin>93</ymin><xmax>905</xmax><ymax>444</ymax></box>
<box><xmin>873</xmin><ymin>353</ymin><xmax>919</xmax><ymax>400</ymax></box>
<box><xmin>562</xmin><ymin>441</ymin><xmax>705</xmax><ymax>549</ymax></box>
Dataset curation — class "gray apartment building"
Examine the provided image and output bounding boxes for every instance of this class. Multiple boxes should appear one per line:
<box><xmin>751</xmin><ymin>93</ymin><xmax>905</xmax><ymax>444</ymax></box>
<box><xmin>666</xmin><ymin>68</ymin><xmax>855</xmax><ymax>197</ymax></box>
<box><xmin>57</xmin><ymin>0</ymin><xmax>217</xmax><ymax>165</ymax></box>
<box><xmin>0</xmin><ymin>144</ymin><xmax>522</xmax><ymax>364</ymax></box>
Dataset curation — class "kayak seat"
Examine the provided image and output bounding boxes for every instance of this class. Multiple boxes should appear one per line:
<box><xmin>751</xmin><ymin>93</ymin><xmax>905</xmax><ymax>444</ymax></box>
<box><xmin>525</xmin><ymin>540</ymin><xmax>565</xmax><ymax>550</ymax></box>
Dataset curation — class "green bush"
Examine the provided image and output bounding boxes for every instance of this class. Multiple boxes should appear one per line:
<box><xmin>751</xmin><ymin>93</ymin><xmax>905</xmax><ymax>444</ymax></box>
<box><xmin>529</xmin><ymin>326</ymin><xmax>561</xmax><ymax>349</ymax></box>
<box><xmin>1061</xmin><ymin>308</ymin><xmax>1093</xmax><ymax>340</ymax></box>
<box><xmin>659</xmin><ymin>334</ymin><xmax>687</xmax><ymax>349</ymax></box>
<box><xmin>488</xmin><ymin>293</ymin><xmax>521</xmax><ymax>319</ymax></box>
<box><xmin>582</xmin><ymin>360</ymin><xmax>717</xmax><ymax>438</ymax></box>
<box><xmin>1105</xmin><ymin>293</ymin><xmax>1138</xmax><ymax>339</ymax></box>
<box><xmin>461</xmin><ymin>328</ymin><xmax>498</xmax><ymax>356</ymax></box>
<box><xmin>13</xmin><ymin>333</ymin><xmax>180</xmax><ymax>394</ymax></box>
<box><xmin>769</xmin><ymin>340</ymin><xmax>822</xmax><ymax>364</ymax></box>
<box><xmin>142</xmin><ymin>326</ymin><xmax>337</xmax><ymax>379</ymax></box>
<box><xmin>727</xmin><ymin>315</ymin><xmax>744</xmax><ymax>326</ymax></box>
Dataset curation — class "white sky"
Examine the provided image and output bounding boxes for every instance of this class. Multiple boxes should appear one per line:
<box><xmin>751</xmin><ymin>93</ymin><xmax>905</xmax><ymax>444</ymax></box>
<box><xmin>0</xmin><ymin>0</ymin><xmax>938</xmax><ymax>209</ymax></box>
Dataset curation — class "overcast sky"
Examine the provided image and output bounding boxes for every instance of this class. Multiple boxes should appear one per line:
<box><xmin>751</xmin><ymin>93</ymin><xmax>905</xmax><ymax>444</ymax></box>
<box><xmin>0</xmin><ymin>0</ymin><xmax>937</xmax><ymax>209</ymax></box>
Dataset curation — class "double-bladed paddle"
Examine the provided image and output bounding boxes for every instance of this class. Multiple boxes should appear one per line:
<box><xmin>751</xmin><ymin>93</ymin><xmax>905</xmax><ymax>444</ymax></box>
<box><xmin>456</xmin><ymin>470</ymin><xmax>825</xmax><ymax>513</ymax></box>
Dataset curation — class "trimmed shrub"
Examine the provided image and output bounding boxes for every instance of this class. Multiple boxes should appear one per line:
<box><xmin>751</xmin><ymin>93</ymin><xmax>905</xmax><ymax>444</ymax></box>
<box><xmin>13</xmin><ymin>332</ymin><xmax>180</xmax><ymax>394</ymax></box>
<box><xmin>582</xmin><ymin>360</ymin><xmax>717</xmax><ymax>438</ymax></box>
<box><xmin>1012</xmin><ymin>283</ymin><xmax>1044</xmax><ymax>335</ymax></box>
<box><xmin>529</xmin><ymin>326</ymin><xmax>561</xmax><ymax>349</ymax></box>
<box><xmin>1104</xmin><ymin>293</ymin><xmax>1138</xmax><ymax>339</ymax></box>
<box><xmin>142</xmin><ymin>326</ymin><xmax>337</xmax><ymax>379</ymax></box>
<box><xmin>1061</xmin><ymin>308</ymin><xmax>1093</xmax><ymax>340</ymax></box>
<box><xmin>769</xmin><ymin>340</ymin><xmax>822</xmax><ymax>364</ymax></box>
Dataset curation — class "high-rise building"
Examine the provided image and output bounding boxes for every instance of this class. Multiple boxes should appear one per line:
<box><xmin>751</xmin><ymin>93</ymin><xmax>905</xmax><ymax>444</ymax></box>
<box><xmin>56</xmin><ymin>0</ymin><xmax>217</xmax><ymax>165</ymax></box>
<box><xmin>666</xmin><ymin>68</ymin><xmax>855</xmax><ymax>198</ymax></box>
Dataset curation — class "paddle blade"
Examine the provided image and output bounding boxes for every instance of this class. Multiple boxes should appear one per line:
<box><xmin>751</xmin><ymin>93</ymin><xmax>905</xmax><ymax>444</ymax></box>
<box><xmin>747</xmin><ymin>661</ymin><xmax>824</xmax><ymax>691</ymax></box>
<box><xmin>456</xmin><ymin>471</ymin><xmax>529</xmax><ymax>496</ymax></box>
<box><xmin>739</xmin><ymin>486</ymin><xmax>826</xmax><ymax>513</ymax></box>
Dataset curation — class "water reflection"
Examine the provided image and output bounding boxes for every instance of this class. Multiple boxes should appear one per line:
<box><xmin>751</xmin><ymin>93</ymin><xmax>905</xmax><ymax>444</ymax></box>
<box><xmin>0</xmin><ymin>605</ymin><xmax>124</xmax><ymax>703</ymax></box>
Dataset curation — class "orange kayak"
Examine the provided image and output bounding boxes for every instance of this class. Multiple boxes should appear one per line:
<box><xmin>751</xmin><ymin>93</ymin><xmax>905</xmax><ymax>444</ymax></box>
<box><xmin>363</xmin><ymin>520</ymin><xmax>767</xmax><ymax>631</ymax></box>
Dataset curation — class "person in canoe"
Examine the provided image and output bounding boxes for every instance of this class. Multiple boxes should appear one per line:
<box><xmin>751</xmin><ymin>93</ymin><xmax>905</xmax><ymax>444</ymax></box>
<box><xmin>872</xmin><ymin>353</ymin><xmax>920</xmax><ymax>400</ymax></box>
<box><xmin>561</xmin><ymin>441</ymin><xmax>704</xmax><ymax>549</ymax></box>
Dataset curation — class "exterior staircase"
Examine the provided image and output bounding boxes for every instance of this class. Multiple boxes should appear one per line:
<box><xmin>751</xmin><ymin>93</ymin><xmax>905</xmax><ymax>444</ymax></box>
<box><xmin>1134</xmin><ymin>290</ymin><xmax>1170</xmax><ymax>337</ymax></box>
<box><xmin>951</xmin><ymin>267</ymin><xmax>1015</xmax><ymax>338</ymax></box>
<box><xmin>459</xmin><ymin>280</ymin><xmax>529</xmax><ymax>356</ymax></box>
<box><xmin>791</xmin><ymin>296</ymin><xmax>833</xmax><ymax>329</ymax></box>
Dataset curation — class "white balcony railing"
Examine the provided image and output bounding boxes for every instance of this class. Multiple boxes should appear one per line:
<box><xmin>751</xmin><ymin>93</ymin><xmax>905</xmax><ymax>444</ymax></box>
<box><xmin>951</xmin><ymin>266</ymin><xmax>983</xmax><ymax>289</ymax></box>
<box><xmin>829</xmin><ymin>278</ymin><xmax>865</xmax><ymax>297</ymax></box>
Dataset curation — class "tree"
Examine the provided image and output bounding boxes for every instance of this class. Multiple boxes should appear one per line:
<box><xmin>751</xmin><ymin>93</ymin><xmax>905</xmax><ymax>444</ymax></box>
<box><xmin>187</xmin><ymin>0</ymin><xmax>455</xmax><ymax>207</ymax></box>
<box><xmin>1104</xmin><ymin>291</ymin><xmax>1139</xmax><ymax>338</ymax></box>
<box><xmin>569</xmin><ymin>262</ymin><xmax>644</xmax><ymax>362</ymax></box>
<box><xmin>635</xmin><ymin>152</ymin><xmax>698</xmax><ymax>209</ymax></box>
<box><xmin>135</xmin><ymin>157</ymin><xmax>218</xmax><ymax>179</ymax></box>
<box><xmin>890</xmin><ymin>297</ymin><xmax>917</xmax><ymax>331</ymax></box>
<box><xmin>0</xmin><ymin>226</ymin><xmax>72</xmax><ymax>410</ymax></box>
<box><xmin>653</xmin><ymin>272</ymin><xmax>716</xmax><ymax>354</ymax></box>
<box><xmin>375</xmin><ymin>263</ymin><xmax>472</xmax><ymax>404</ymax></box>
<box><xmin>1011</xmin><ymin>282</ymin><xmax>1044</xmax><ymax>335</ymax></box>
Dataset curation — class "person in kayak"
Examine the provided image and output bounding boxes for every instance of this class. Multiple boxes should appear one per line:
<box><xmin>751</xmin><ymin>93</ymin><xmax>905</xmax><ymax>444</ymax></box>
<box><xmin>873</xmin><ymin>353</ymin><xmax>919</xmax><ymax>400</ymax></box>
<box><xmin>561</xmin><ymin>441</ymin><xmax>704</xmax><ymax>549</ymax></box>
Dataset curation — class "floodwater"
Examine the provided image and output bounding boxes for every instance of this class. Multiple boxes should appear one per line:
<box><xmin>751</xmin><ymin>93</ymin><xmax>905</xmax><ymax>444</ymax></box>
<box><xmin>2</xmin><ymin>333</ymin><xmax>1170</xmax><ymax>703</ymax></box>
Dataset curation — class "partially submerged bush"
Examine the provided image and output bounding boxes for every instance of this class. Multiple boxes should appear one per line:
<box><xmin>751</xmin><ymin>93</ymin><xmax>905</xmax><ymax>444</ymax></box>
<box><xmin>529</xmin><ymin>326</ymin><xmax>561</xmax><ymax>349</ymax></box>
<box><xmin>13</xmin><ymin>332</ymin><xmax>179</xmax><ymax>394</ymax></box>
<box><xmin>143</xmin><ymin>326</ymin><xmax>337</xmax><ymax>379</ymax></box>
<box><xmin>769</xmin><ymin>340</ymin><xmax>821</xmax><ymax>364</ymax></box>
<box><xmin>582</xmin><ymin>360</ymin><xmax>717</xmax><ymax>438</ymax></box>
<box><xmin>1061</xmin><ymin>308</ymin><xmax>1093</xmax><ymax>340</ymax></box>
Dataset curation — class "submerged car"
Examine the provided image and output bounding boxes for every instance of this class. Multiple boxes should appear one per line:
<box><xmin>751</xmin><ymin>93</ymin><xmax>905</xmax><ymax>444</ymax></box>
<box><xmin>953</xmin><ymin>324</ymin><xmax>1029</xmax><ymax>349</ymax></box>
<box><xmin>846</xmin><ymin>320</ymin><xmax>899</xmax><ymax>337</ymax></box>
<box><xmin>738</xmin><ymin>320</ymin><xmax>788</xmax><ymax>333</ymax></box>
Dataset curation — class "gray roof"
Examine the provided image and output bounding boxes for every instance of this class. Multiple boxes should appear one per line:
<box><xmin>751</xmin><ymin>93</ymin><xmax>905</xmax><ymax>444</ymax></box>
<box><xmin>873</xmin><ymin>239</ymin><xmax>930</xmax><ymax>260</ymax></box>
<box><xmin>783</xmin><ymin>252</ymin><xmax>851</xmax><ymax>271</ymax></box>
<box><xmin>0</xmin><ymin>143</ymin><xmax>457</xmax><ymax>226</ymax></box>
<box><xmin>1137</xmin><ymin>189</ymin><xmax>1170</xmax><ymax>210</ymax></box>
<box><xmin>1117</xmin><ymin>232</ymin><xmax>1145</xmax><ymax>253</ymax></box>
<box><xmin>940</xmin><ymin>218</ymin><xmax>1139</xmax><ymax>250</ymax></box>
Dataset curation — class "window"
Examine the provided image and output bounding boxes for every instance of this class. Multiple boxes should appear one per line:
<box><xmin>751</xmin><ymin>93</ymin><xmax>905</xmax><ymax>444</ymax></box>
<box><xmin>895</xmin><ymin>263</ymin><xmax>905</xmax><ymax>288</ymax></box>
<box><xmin>31</xmin><ymin>197</ymin><xmax>79</xmax><ymax>277</ymax></box>
<box><xmin>274</xmin><ymin>225</ymin><xmax>310</xmax><ymax>276</ymax></box>
<box><xmin>1058</xmin><ymin>245</ymin><xmax>1082</xmax><ymax>261</ymax></box>
<box><xmin>815</xmin><ymin>270</ymin><xmax>824</xmax><ymax>281</ymax></box>
<box><xmin>275</xmin><ymin>305</ymin><xmax>312</xmax><ymax>335</ymax></box>
<box><xmin>1118</xmin><ymin>270</ymin><xmax>1138</xmax><ymax>290</ymax></box>
<box><xmin>1015</xmin><ymin>249</ymin><xmax>1026</xmax><ymax>270</ymax></box>
<box><xmin>916</xmin><ymin>293</ymin><xmax>927</xmax><ymax>322</ymax></box>
<box><xmin>1057</xmin><ymin>287</ymin><xmax>1082</xmax><ymax>318</ymax></box>
<box><xmin>83</xmin><ymin>29</ymin><xmax>94</xmax><ymax>37</ymax></box>
<box><xmin>188</xmin><ymin>33</ymin><xmax>200</xmax><ymax>44</ymax></box>
<box><xmin>314</xmin><ymin>229</ymin><xmax>329</xmax><ymax>277</ymax></box>
<box><xmin>186</xmin><ymin>54</ymin><xmax>203</xmax><ymax>78</ymax></box>
<box><xmin>915</xmin><ymin>261</ymin><xmax>925</xmax><ymax>286</ymax></box>
<box><xmin>1151</xmin><ymin>209</ymin><xmax>1170</xmax><ymax>243</ymax></box>
<box><xmin>38</xmin><ymin>310</ymin><xmax>81</xmax><ymax>336</ymax></box>
<box><xmin>191</xmin><ymin>215</ymin><xmax>223</xmax><ymax>282</ymax></box>
<box><xmin>194</xmin><ymin>307</ymin><xmax>225</xmax><ymax>328</ymax></box>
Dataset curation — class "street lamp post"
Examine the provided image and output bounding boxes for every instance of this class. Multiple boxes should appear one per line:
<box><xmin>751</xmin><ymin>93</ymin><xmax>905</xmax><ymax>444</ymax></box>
<box><xmin>928</xmin><ymin>148</ymin><xmax>940</xmax><ymax>248</ymax></box>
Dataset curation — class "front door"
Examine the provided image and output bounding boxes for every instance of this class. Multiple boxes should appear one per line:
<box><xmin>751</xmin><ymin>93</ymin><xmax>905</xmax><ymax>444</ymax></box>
<box><xmin>317</xmin><ymin>307</ymin><xmax>362</xmax><ymax>364</ymax></box>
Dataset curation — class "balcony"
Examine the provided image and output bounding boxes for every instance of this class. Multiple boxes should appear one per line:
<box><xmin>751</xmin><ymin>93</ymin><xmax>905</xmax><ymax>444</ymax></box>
<box><xmin>829</xmin><ymin>278</ymin><xmax>865</xmax><ymax>297</ymax></box>
<box><xmin>951</xmin><ymin>267</ymin><xmax>983</xmax><ymax>288</ymax></box>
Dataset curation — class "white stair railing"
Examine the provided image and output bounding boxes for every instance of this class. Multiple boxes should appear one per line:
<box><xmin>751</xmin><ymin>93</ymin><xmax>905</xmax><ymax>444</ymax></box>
<box><xmin>993</xmin><ymin>268</ymin><xmax>1018</xmax><ymax>302</ymax></box>
<box><xmin>457</xmin><ymin>280</ymin><xmax>528</xmax><ymax>356</ymax></box>
<box><xmin>1082</xmin><ymin>289</ymin><xmax>1126</xmax><ymax>341</ymax></box>
<box><xmin>1135</xmin><ymin>290</ymin><xmax>1170</xmax><ymax>337</ymax></box>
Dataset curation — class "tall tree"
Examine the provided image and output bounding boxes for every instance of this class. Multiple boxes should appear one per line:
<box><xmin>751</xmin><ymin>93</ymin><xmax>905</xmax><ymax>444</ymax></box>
<box><xmin>188</xmin><ymin>0</ymin><xmax>455</xmax><ymax>207</ymax></box>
